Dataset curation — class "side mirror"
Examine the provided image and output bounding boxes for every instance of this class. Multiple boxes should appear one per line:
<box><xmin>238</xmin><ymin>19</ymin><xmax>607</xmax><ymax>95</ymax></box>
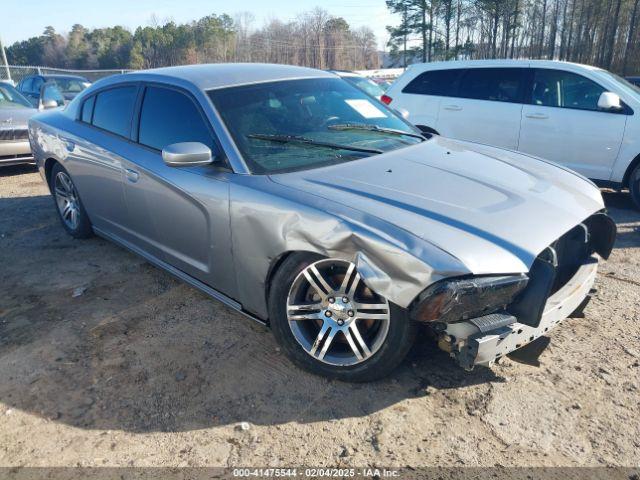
<box><xmin>598</xmin><ymin>92</ymin><xmax>622</xmax><ymax>111</ymax></box>
<box><xmin>41</xmin><ymin>99</ymin><xmax>59</xmax><ymax>110</ymax></box>
<box><xmin>39</xmin><ymin>82</ymin><xmax>64</xmax><ymax>110</ymax></box>
<box><xmin>162</xmin><ymin>142</ymin><xmax>214</xmax><ymax>167</ymax></box>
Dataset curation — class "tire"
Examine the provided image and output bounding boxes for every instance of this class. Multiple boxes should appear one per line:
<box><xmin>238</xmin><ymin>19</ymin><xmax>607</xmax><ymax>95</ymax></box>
<box><xmin>268</xmin><ymin>253</ymin><xmax>417</xmax><ymax>382</ymax></box>
<box><xmin>50</xmin><ymin>162</ymin><xmax>93</xmax><ymax>239</ymax></box>
<box><xmin>629</xmin><ymin>163</ymin><xmax>640</xmax><ymax>211</ymax></box>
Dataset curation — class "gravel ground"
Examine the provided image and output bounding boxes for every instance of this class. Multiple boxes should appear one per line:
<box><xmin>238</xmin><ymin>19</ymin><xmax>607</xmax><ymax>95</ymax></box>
<box><xmin>0</xmin><ymin>164</ymin><xmax>639</xmax><ymax>469</ymax></box>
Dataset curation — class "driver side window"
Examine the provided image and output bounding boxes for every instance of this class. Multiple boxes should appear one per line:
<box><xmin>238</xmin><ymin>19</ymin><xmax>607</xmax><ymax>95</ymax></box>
<box><xmin>531</xmin><ymin>69</ymin><xmax>605</xmax><ymax>112</ymax></box>
<box><xmin>138</xmin><ymin>85</ymin><xmax>217</xmax><ymax>154</ymax></box>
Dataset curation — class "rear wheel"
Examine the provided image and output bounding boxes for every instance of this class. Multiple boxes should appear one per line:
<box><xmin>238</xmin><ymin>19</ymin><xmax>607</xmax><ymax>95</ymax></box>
<box><xmin>50</xmin><ymin>163</ymin><xmax>93</xmax><ymax>238</ymax></box>
<box><xmin>269</xmin><ymin>254</ymin><xmax>416</xmax><ymax>382</ymax></box>
<box><xmin>629</xmin><ymin>163</ymin><xmax>640</xmax><ymax>211</ymax></box>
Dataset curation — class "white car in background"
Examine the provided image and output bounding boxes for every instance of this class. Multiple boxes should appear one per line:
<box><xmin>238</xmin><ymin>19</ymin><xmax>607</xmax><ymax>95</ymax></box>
<box><xmin>383</xmin><ymin>60</ymin><xmax>640</xmax><ymax>209</ymax></box>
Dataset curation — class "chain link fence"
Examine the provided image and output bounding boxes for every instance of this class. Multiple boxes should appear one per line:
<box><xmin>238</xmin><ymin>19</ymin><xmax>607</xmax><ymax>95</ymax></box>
<box><xmin>0</xmin><ymin>65</ymin><xmax>133</xmax><ymax>85</ymax></box>
<box><xmin>0</xmin><ymin>64</ymin><xmax>404</xmax><ymax>87</ymax></box>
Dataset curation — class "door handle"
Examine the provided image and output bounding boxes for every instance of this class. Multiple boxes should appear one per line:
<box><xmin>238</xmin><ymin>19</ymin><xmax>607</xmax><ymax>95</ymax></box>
<box><xmin>443</xmin><ymin>105</ymin><xmax>463</xmax><ymax>111</ymax></box>
<box><xmin>125</xmin><ymin>168</ymin><xmax>139</xmax><ymax>183</ymax></box>
<box><xmin>525</xmin><ymin>113</ymin><xmax>549</xmax><ymax>120</ymax></box>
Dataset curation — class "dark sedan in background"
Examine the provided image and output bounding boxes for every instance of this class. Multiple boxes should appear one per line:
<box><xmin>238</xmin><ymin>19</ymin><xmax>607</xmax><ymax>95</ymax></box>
<box><xmin>17</xmin><ymin>74</ymin><xmax>91</xmax><ymax>106</ymax></box>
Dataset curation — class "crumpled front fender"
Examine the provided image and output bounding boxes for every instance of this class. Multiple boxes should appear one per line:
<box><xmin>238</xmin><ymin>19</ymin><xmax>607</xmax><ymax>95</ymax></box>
<box><xmin>229</xmin><ymin>177</ymin><xmax>469</xmax><ymax>320</ymax></box>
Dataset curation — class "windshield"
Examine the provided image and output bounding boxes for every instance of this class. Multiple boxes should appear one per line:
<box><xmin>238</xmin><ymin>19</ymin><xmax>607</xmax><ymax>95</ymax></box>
<box><xmin>51</xmin><ymin>77</ymin><xmax>90</xmax><ymax>94</ymax></box>
<box><xmin>208</xmin><ymin>78</ymin><xmax>423</xmax><ymax>174</ymax></box>
<box><xmin>600</xmin><ymin>71</ymin><xmax>640</xmax><ymax>97</ymax></box>
<box><xmin>0</xmin><ymin>83</ymin><xmax>32</xmax><ymax>109</ymax></box>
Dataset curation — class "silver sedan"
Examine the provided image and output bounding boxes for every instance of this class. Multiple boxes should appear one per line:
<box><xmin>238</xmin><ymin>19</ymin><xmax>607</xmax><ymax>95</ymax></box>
<box><xmin>1</xmin><ymin>82</ymin><xmax>38</xmax><ymax>166</ymax></box>
<box><xmin>29</xmin><ymin>64</ymin><xmax>616</xmax><ymax>381</ymax></box>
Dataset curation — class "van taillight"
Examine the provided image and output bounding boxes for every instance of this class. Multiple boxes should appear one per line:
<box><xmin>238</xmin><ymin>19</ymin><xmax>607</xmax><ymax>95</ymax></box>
<box><xmin>381</xmin><ymin>94</ymin><xmax>392</xmax><ymax>105</ymax></box>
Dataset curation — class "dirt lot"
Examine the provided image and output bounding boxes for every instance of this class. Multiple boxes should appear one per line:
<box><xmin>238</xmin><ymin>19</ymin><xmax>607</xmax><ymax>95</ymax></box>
<box><xmin>0</xmin><ymin>164</ymin><xmax>639</xmax><ymax>469</ymax></box>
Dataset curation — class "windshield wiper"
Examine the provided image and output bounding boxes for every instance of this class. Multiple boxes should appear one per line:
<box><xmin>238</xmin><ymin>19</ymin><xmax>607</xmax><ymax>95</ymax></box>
<box><xmin>247</xmin><ymin>133</ymin><xmax>384</xmax><ymax>154</ymax></box>
<box><xmin>327</xmin><ymin>123</ymin><xmax>426</xmax><ymax>140</ymax></box>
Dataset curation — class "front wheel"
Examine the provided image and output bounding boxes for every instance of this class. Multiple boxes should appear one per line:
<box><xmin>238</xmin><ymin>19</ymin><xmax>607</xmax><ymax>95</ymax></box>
<box><xmin>629</xmin><ymin>163</ymin><xmax>640</xmax><ymax>211</ymax></box>
<box><xmin>268</xmin><ymin>254</ymin><xmax>416</xmax><ymax>382</ymax></box>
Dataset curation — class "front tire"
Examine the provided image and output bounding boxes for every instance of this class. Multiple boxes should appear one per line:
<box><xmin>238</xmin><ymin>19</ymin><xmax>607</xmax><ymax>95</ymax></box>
<box><xmin>268</xmin><ymin>254</ymin><xmax>416</xmax><ymax>382</ymax></box>
<box><xmin>629</xmin><ymin>163</ymin><xmax>640</xmax><ymax>211</ymax></box>
<box><xmin>50</xmin><ymin>163</ymin><xmax>93</xmax><ymax>238</ymax></box>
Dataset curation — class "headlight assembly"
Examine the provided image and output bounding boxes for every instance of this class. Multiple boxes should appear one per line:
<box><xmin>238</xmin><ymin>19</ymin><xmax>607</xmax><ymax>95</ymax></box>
<box><xmin>410</xmin><ymin>274</ymin><xmax>529</xmax><ymax>324</ymax></box>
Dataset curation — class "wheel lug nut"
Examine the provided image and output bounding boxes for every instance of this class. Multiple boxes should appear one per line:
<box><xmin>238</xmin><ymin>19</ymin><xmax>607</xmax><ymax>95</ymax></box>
<box><xmin>337</xmin><ymin>319</ymin><xmax>344</xmax><ymax>326</ymax></box>
<box><xmin>342</xmin><ymin>296</ymin><xmax>349</xmax><ymax>302</ymax></box>
<box><xmin>325</xmin><ymin>311</ymin><xmax>332</xmax><ymax>317</ymax></box>
<box><xmin>328</xmin><ymin>297</ymin><xmax>335</xmax><ymax>303</ymax></box>
<box><xmin>348</xmin><ymin>310</ymin><xmax>354</xmax><ymax>317</ymax></box>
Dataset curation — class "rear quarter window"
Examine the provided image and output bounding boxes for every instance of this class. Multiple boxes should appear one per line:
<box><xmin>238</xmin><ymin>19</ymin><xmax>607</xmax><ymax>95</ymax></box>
<box><xmin>402</xmin><ymin>69</ymin><xmax>464</xmax><ymax>96</ymax></box>
<box><xmin>80</xmin><ymin>96</ymin><xmax>95</xmax><ymax>123</ymax></box>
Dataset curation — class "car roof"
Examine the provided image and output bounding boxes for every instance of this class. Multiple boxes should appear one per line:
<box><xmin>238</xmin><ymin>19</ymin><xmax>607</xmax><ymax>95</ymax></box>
<box><xmin>124</xmin><ymin>63</ymin><xmax>335</xmax><ymax>90</ymax></box>
<box><xmin>406</xmin><ymin>59</ymin><xmax>604</xmax><ymax>71</ymax></box>
<box><xmin>23</xmin><ymin>74</ymin><xmax>88</xmax><ymax>81</ymax></box>
<box><xmin>42</xmin><ymin>74</ymin><xmax>89</xmax><ymax>80</ymax></box>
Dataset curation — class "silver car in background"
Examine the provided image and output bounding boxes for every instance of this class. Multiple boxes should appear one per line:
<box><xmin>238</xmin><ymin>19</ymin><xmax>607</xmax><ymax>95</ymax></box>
<box><xmin>29</xmin><ymin>64</ymin><xmax>616</xmax><ymax>381</ymax></box>
<box><xmin>1</xmin><ymin>82</ymin><xmax>39</xmax><ymax>166</ymax></box>
<box><xmin>1</xmin><ymin>82</ymin><xmax>64</xmax><ymax>166</ymax></box>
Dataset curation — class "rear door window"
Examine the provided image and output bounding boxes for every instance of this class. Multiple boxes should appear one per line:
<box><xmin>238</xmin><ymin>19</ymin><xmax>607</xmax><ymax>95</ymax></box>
<box><xmin>137</xmin><ymin>85</ymin><xmax>215</xmax><ymax>152</ymax></box>
<box><xmin>92</xmin><ymin>86</ymin><xmax>137</xmax><ymax>138</ymax></box>
<box><xmin>19</xmin><ymin>78</ymin><xmax>33</xmax><ymax>93</ymax></box>
<box><xmin>32</xmin><ymin>77</ymin><xmax>44</xmax><ymax>94</ymax></box>
<box><xmin>531</xmin><ymin>69</ymin><xmax>606</xmax><ymax>111</ymax></box>
<box><xmin>402</xmin><ymin>69</ymin><xmax>464</xmax><ymax>97</ymax></box>
<box><xmin>458</xmin><ymin>68</ymin><xmax>526</xmax><ymax>103</ymax></box>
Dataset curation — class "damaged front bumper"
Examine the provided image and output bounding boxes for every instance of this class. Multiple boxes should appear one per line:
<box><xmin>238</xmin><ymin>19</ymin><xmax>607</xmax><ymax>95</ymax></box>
<box><xmin>442</xmin><ymin>257</ymin><xmax>598</xmax><ymax>369</ymax></box>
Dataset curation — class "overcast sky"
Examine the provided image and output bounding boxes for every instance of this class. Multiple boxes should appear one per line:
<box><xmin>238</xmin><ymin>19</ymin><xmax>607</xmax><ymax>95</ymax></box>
<box><xmin>1</xmin><ymin>0</ymin><xmax>401</xmax><ymax>50</ymax></box>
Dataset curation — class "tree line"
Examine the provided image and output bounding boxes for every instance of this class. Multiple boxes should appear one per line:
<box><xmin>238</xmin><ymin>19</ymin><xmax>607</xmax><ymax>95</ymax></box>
<box><xmin>5</xmin><ymin>8</ymin><xmax>379</xmax><ymax>71</ymax></box>
<box><xmin>386</xmin><ymin>0</ymin><xmax>640</xmax><ymax>74</ymax></box>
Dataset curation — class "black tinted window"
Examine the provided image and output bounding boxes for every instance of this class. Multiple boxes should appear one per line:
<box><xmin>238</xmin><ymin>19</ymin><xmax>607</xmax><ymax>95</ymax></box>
<box><xmin>459</xmin><ymin>68</ymin><xmax>525</xmax><ymax>103</ymax></box>
<box><xmin>531</xmin><ymin>69</ymin><xmax>605</xmax><ymax>111</ymax></box>
<box><xmin>20</xmin><ymin>78</ymin><xmax>33</xmax><ymax>92</ymax></box>
<box><xmin>81</xmin><ymin>96</ymin><xmax>95</xmax><ymax>123</ymax></box>
<box><xmin>32</xmin><ymin>77</ymin><xmax>44</xmax><ymax>93</ymax></box>
<box><xmin>92</xmin><ymin>86</ymin><xmax>137</xmax><ymax>137</ymax></box>
<box><xmin>138</xmin><ymin>86</ymin><xmax>214</xmax><ymax>151</ymax></box>
<box><xmin>403</xmin><ymin>69</ymin><xmax>463</xmax><ymax>96</ymax></box>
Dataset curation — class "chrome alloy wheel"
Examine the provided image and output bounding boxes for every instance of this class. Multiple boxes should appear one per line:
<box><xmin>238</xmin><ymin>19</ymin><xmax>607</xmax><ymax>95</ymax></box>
<box><xmin>54</xmin><ymin>171</ymin><xmax>80</xmax><ymax>230</ymax></box>
<box><xmin>286</xmin><ymin>259</ymin><xmax>391</xmax><ymax>366</ymax></box>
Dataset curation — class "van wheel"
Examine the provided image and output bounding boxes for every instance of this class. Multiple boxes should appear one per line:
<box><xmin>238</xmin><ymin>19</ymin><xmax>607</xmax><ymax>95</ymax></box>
<box><xmin>630</xmin><ymin>164</ymin><xmax>640</xmax><ymax>211</ymax></box>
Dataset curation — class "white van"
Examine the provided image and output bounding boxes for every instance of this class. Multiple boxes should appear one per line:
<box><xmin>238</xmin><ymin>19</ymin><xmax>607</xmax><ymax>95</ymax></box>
<box><xmin>383</xmin><ymin>60</ymin><xmax>640</xmax><ymax>208</ymax></box>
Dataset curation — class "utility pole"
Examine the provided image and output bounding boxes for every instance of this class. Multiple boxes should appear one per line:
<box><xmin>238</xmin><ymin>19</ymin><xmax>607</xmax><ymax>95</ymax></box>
<box><xmin>403</xmin><ymin>5</ymin><xmax>408</xmax><ymax>68</ymax></box>
<box><xmin>0</xmin><ymin>33</ymin><xmax>11</xmax><ymax>82</ymax></box>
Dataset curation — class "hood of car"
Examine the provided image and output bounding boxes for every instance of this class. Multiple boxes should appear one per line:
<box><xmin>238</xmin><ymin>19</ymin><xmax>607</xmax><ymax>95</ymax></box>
<box><xmin>271</xmin><ymin>136</ymin><xmax>605</xmax><ymax>275</ymax></box>
<box><xmin>0</xmin><ymin>107</ymin><xmax>38</xmax><ymax>129</ymax></box>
